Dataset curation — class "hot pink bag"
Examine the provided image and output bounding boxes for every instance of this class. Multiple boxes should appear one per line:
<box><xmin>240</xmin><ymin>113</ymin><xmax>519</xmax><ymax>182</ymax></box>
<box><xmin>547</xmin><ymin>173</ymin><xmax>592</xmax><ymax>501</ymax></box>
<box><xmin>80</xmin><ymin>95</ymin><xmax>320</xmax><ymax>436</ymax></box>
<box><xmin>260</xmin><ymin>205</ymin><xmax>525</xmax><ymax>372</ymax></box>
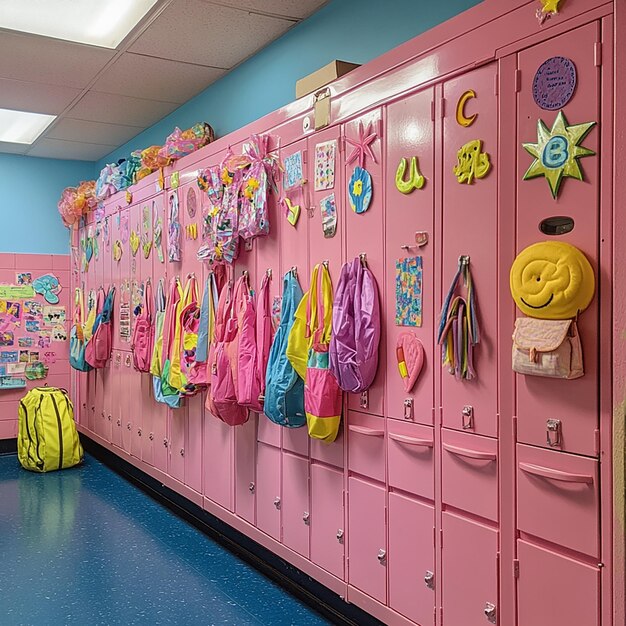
<box><xmin>131</xmin><ymin>279</ymin><xmax>153</xmax><ymax>372</ymax></box>
<box><xmin>237</xmin><ymin>271</ymin><xmax>273</xmax><ymax>412</ymax></box>
<box><xmin>85</xmin><ymin>286</ymin><xmax>115</xmax><ymax>369</ymax></box>
<box><xmin>205</xmin><ymin>280</ymin><xmax>230</xmax><ymax>419</ymax></box>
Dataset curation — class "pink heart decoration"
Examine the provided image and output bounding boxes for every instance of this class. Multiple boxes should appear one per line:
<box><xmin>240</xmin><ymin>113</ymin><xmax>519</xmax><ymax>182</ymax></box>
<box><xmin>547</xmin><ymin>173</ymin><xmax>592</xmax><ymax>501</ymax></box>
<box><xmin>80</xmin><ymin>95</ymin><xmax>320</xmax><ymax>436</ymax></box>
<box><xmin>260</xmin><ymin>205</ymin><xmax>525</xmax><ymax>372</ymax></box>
<box><xmin>396</xmin><ymin>331</ymin><xmax>425</xmax><ymax>392</ymax></box>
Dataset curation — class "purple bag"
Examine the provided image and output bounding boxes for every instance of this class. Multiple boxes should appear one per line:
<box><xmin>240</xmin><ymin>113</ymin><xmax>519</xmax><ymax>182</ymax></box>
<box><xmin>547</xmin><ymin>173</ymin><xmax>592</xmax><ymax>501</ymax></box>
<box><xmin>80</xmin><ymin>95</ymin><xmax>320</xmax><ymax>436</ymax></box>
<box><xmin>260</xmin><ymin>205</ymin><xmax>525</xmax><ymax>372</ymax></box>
<box><xmin>329</xmin><ymin>256</ymin><xmax>381</xmax><ymax>393</ymax></box>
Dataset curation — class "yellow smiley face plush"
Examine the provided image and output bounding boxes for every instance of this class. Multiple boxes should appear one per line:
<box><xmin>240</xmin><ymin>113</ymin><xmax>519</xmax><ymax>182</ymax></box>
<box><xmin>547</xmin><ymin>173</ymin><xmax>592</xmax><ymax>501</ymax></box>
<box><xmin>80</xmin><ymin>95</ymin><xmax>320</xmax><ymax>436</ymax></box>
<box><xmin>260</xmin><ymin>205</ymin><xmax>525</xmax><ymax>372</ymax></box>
<box><xmin>510</xmin><ymin>241</ymin><xmax>595</xmax><ymax>319</ymax></box>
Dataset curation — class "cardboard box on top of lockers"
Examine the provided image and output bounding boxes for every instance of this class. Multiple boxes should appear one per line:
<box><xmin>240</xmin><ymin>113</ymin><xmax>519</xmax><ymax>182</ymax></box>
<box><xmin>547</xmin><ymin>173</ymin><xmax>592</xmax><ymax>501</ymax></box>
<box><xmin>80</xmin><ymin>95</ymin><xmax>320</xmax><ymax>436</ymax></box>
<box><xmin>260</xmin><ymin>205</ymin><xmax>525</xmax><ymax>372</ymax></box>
<box><xmin>296</xmin><ymin>60</ymin><xmax>360</xmax><ymax>99</ymax></box>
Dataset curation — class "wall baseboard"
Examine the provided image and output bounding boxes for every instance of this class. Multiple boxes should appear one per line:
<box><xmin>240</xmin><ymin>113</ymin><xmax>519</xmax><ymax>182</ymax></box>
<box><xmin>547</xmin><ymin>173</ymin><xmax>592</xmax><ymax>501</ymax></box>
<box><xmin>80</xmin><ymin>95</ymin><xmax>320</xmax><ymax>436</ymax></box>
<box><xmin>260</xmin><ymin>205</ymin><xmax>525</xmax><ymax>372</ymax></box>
<box><xmin>0</xmin><ymin>438</ymin><xmax>17</xmax><ymax>455</ymax></box>
<box><xmin>81</xmin><ymin>435</ymin><xmax>383</xmax><ymax>626</ymax></box>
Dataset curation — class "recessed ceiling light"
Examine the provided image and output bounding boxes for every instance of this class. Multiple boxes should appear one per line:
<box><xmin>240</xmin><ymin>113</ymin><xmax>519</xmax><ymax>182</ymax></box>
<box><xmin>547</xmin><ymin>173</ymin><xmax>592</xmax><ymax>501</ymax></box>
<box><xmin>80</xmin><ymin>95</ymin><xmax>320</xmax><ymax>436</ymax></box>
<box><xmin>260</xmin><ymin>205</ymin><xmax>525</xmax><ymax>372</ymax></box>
<box><xmin>0</xmin><ymin>108</ymin><xmax>56</xmax><ymax>144</ymax></box>
<box><xmin>0</xmin><ymin>0</ymin><xmax>159</xmax><ymax>48</ymax></box>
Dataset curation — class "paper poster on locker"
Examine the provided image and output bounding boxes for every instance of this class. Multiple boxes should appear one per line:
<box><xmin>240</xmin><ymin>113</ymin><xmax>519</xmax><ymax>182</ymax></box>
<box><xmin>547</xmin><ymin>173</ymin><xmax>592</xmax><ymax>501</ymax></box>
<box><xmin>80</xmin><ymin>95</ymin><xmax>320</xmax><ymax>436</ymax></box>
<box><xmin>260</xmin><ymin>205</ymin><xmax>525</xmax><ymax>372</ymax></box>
<box><xmin>395</xmin><ymin>256</ymin><xmax>423</xmax><ymax>327</ymax></box>
<box><xmin>314</xmin><ymin>141</ymin><xmax>336</xmax><ymax>191</ymax></box>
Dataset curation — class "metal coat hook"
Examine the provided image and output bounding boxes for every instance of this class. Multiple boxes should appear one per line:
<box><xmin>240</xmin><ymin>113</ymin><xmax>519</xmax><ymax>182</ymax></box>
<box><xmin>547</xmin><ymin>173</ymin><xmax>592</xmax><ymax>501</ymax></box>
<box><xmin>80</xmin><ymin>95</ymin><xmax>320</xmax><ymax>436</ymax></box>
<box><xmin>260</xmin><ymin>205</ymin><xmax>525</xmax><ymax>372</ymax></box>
<box><xmin>359</xmin><ymin>253</ymin><xmax>368</xmax><ymax>267</ymax></box>
<box><xmin>291</xmin><ymin>266</ymin><xmax>298</xmax><ymax>278</ymax></box>
<box><xmin>323</xmin><ymin>259</ymin><xmax>330</xmax><ymax>268</ymax></box>
<box><xmin>459</xmin><ymin>255</ymin><xmax>470</xmax><ymax>267</ymax></box>
<box><xmin>266</xmin><ymin>268</ymin><xmax>272</xmax><ymax>278</ymax></box>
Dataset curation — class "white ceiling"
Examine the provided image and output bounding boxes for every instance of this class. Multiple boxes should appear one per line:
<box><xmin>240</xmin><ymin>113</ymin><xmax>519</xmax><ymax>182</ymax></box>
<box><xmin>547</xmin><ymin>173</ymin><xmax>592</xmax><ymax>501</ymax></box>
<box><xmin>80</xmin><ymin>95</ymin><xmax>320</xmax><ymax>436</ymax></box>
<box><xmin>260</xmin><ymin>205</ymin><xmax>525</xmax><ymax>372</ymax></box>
<box><xmin>0</xmin><ymin>0</ymin><xmax>329</xmax><ymax>161</ymax></box>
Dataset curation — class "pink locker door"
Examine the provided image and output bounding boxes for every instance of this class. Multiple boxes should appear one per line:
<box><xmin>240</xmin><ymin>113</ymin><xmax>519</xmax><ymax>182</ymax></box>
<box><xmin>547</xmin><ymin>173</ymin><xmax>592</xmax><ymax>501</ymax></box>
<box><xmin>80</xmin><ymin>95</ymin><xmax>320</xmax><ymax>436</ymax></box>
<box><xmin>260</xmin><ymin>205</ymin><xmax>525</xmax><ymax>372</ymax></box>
<box><xmin>385</xmin><ymin>87</ymin><xmax>436</xmax><ymax>425</ymax></box>
<box><xmin>169</xmin><ymin>409</ymin><xmax>187</xmax><ymax>484</ymax></box>
<box><xmin>256</xmin><ymin>442</ymin><xmax>282</xmax><ymax>540</ymax></box>
<box><xmin>517</xmin><ymin>540</ymin><xmax>599</xmax><ymax>626</ymax></box>
<box><xmin>310</xmin><ymin>425</ymin><xmax>344</xmax><ymax>469</ymax></box>
<box><xmin>310</xmin><ymin>463</ymin><xmax>344</xmax><ymax>579</ymax></box>
<box><xmin>126</xmin><ymin>354</ymin><xmax>143</xmax><ymax>459</ymax></box>
<box><xmin>86</xmin><ymin>369</ymin><xmax>96</xmax><ymax>433</ymax></box>
<box><xmin>347</xmin><ymin>476</ymin><xmax>386</xmax><ymax>604</ymax></box>
<box><xmin>111</xmin><ymin>208</ymin><xmax>127</xmax><ymax>351</ymax></box>
<box><xmin>515</xmin><ymin>23</ymin><xmax>601</xmax><ymax>457</ymax></box>
<box><xmin>151</xmin><ymin>194</ymin><xmax>169</xmax><ymax>473</ymax></box>
<box><xmin>343</xmin><ymin>109</ymin><xmax>385</xmax><ymax>416</ymax></box>
<box><xmin>120</xmin><ymin>353</ymin><xmax>133</xmax><ymax>454</ymax></box>
<box><xmin>441</xmin><ymin>511</ymin><xmax>498</xmax><ymax>626</ymax></box>
<box><xmin>388</xmin><ymin>492</ymin><xmax>435</xmax><ymax>626</ymax></box>
<box><xmin>110</xmin><ymin>352</ymin><xmax>122</xmax><ymax>448</ymax></box>
<box><xmin>441</xmin><ymin>63</ymin><xmax>499</xmax><ymax>437</ymax></box>
<box><xmin>234</xmin><ymin>413</ymin><xmax>257</xmax><ymax>524</ymax></box>
<box><xmin>203</xmin><ymin>413</ymin><xmax>234</xmax><ymax>511</ymax></box>
<box><xmin>179</xmin><ymin>180</ymin><xmax>204</xmax><ymax>493</ymax></box>
<box><xmin>100</xmin><ymin>359</ymin><xmax>113</xmax><ymax>443</ymax></box>
<box><xmin>94</xmin><ymin>368</ymin><xmax>105</xmax><ymax>439</ymax></box>
<box><xmin>281</xmin><ymin>452</ymin><xmax>310</xmax><ymax>558</ymax></box>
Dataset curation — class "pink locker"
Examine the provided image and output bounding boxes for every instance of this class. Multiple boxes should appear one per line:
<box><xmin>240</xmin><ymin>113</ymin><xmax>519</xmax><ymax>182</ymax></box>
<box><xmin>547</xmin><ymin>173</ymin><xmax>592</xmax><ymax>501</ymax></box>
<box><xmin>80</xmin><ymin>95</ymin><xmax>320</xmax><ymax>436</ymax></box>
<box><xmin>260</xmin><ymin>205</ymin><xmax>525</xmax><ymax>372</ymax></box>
<box><xmin>281</xmin><ymin>452</ymin><xmax>310</xmax><ymax>558</ymax></box>
<box><xmin>347</xmin><ymin>411</ymin><xmax>385</xmax><ymax>483</ymax></box>
<box><xmin>234</xmin><ymin>414</ymin><xmax>257</xmax><ymax>524</ymax></box>
<box><xmin>110</xmin><ymin>351</ymin><xmax>122</xmax><ymax>449</ymax></box>
<box><xmin>385</xmin><ymin>88</ymin><xmax>436</xmax><ymax>425</ymax></box>
<box><xmin>515</xmin><ymin>23</ymin><xmax>601</xmax><ymax>458</ymax></box>
<box><xmin>441</xmin><ymin>63</ymin><xmax>499</xmax><ymax>438</ymax></box>
<box><xmin>347</xmin><ymin>476</ymin><xmax>386</xmax><ymax>604</ymax></box>
<box><xmin>343</xmin><ymin>109</ymin><xmax>385</xmax><ymax>417</ymax></box>
<box><xmin>203</xmin><ymin>412</ymin><xmax>234</xmax><ymax>511</ymax></box>
<box><xmin>387</xmin><ymin>420</ymin><xmax>434</xmax><ymax>501</ymax></box>
<box><xmin>99</xmin><ymin>360</ymin><xmax>113</xmax><ymax>443</ymax></box>
<box><xmin>120</xmin><ymin>353</ymin><xmax>133</xmax><ymax>454</ymax></box>
<box><xmin>150</xmin><ymin>194</ymin><xmax>169</xmax><ymax>474</ymax></box>
<box><xmin>310</xmin><ymin>426</ymin><xmax>343</xmax><ymax>469</ymax></box>
<box><xmin>517</xmin><ymin>540</ymin><xmax>600</xmax><ymax>626</ymax></box>
<box><xmin>256</xmin><ymin>441</ymin><xmax>282</xmax><ymax>540</ymax></box>
<box><xmin>441</xmin><ymin>511</ymin><xmax>498</xmax><ymax>626</ymax></box>
<box><xmin>441</xmin><ymin>429</ymin><xmax>498</xmax><ymax>522</ymax></box>
<box><xmin>310</xmin><ymin>463</ymin><xmax>344</xmax><ymax>579</ymax></box>
<box><xmin>388</xmin><ymin>492</ymin><xmax>435</xmax><ymax>626</ymax></box>
<box><xmin>169</xmin><ymin>409</ymin><xmax>187</xmax><ymax>484</ymax></box>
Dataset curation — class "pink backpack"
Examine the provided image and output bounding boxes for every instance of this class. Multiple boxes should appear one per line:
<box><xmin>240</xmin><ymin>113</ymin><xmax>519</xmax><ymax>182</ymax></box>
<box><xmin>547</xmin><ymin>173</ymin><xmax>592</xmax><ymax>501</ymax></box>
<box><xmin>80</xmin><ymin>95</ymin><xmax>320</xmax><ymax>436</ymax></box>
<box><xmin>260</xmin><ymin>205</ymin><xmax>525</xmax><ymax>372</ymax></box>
<box><xmin>207</xmin><ymin>278</ymin><xmax>249</xmax><ymax>426</ymax></box>
<box><xmin>131</xmin><ymin>279</ymin><xmax>153</xmax><ymax>372</ymax></box>
<box><xmin>237</xmin><ymin>271</ymin><xmax>273</xmax><ymax>412</ymax></box>
<box><xmin>85</xmin><ymin>286</ymin><xmax>115</xmax><ymax>369</ymax></box>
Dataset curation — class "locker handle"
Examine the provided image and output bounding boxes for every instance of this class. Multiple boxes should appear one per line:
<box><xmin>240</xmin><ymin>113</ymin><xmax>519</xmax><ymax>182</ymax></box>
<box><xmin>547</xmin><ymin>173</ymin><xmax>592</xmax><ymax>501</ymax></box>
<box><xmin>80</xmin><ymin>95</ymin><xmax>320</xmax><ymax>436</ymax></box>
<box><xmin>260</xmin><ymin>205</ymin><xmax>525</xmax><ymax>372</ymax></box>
<box><xmin>349</xmin><ymin>425</ymin><xmax>384</xmax><ymax>437</ymax></box>
<box><xmin>388</xmin><ymin>432</ymin><xmax>433</xmax><ymax>448</ymax></box>
<box><xmin>442</xmin><ymin>443</ymin><xmax>496</xmax><ymax>461</ymax></box>
<box><xmin>519</xmin><ymin>462</ymin><xmax>593</xmax><ymax>484</ymax></box>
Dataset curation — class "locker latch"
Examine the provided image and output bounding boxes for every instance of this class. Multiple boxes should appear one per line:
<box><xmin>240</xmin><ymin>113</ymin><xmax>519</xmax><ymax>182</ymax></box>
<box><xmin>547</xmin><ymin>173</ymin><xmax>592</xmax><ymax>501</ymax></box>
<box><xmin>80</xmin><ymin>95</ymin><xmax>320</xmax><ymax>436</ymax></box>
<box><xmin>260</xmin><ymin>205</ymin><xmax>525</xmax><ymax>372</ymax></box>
<box><xmin>149</xmin><ymin>433</ymin><xmax>154</xmax><ymax>441</ymax></box>
<box><xmin>546</xmin><ymin>419</ymin><xmax>562</xmax><ymax>447</ymax></box>
<box><xmin>403</xmin><ymin>398</ymin><xmax>414</xmax><ymax>420</ymax></box>
<box><xmin>302</xmin><ymin>511</ymin><xmax>310</xmax><ymax>525</ymax></box>
<box><xmin>377</xmin><ymin>549</ymin><xmax>387</xmax><ymax>565</ymax></box>
<box><xmin>462</xmin><ymin>405</ymin><xmax>474</xmax><ymax>429</ymax></box>
<box><xmin>484</xmin><ymin>602</ymin><xmax>497</xmax><ymax>624</ymax></box>
<box><xmin>249</xmin><ymin>482</ymin><xmax>255</xmax><ymax>494</ymax></box>
<box><xmin>360</xmin><ymin>390</ymin><xmax>369</xmax><ymax>409</ymax></box>
<box><xmin>424</xmin><ymin>570</ymin><xmax>435</xmax><ymax>590</ymax></box>
<box><xmin>179</xmin><ymin>448</ymin><xmax>185</xmax><ymax>457</ymax></box>
<box><xmin>336</xmin><ymin>529</ymin><xmax>344</xmax><ymax>543</ymax></box>
<box><xmin>273</xmin><ymin>497</ymin><xmax>281</xmax><ymax>510</ymax></box>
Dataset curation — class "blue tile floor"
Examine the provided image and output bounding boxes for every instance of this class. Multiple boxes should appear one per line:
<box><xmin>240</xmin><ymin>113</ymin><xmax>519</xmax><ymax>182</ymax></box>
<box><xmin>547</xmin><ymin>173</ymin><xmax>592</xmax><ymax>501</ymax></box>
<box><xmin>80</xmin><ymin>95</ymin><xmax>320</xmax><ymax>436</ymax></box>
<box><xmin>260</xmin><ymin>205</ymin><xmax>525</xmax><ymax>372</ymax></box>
<box><xmin>0</xmin><ymin>454</ymin><xmax>332</xmax><ymax>626</ymax></box>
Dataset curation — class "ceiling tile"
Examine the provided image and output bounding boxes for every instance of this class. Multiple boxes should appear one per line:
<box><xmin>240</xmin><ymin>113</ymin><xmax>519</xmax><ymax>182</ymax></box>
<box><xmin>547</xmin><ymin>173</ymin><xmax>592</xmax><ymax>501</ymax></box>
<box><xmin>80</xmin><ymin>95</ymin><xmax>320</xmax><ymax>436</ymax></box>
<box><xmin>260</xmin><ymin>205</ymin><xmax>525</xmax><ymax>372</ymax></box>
<box><xmin>0</xmin><ymin>141</ymin><xmax>29</xmax><ymax>155</ymax></box>
<box><xmin>0</xmin><ymin>32</ymin><xmax>115</xmax><ymax>89</ymax></box>
<box><xmin>45</xmin><ymin>118</ymin><xmax>144</xmax><ymax>146</ymax></box>
<box><xmin>129</xmin><ymin>0</ymin><xmax>293</xmax><ymax>69</ymax></box>
<box><xmin>0</xmin><ymin>78</ymin><xmax>81</xmax><ymax>115</ymax></box>
<box><xmin>67</xmin><ymin>91</ymin><xmax>179</xmax><ymax>127</ymax></box>
<box><xmin>91</xmin><ymin>53</ymin><xmax>225</xmax><ymax>103</ymax></box>
<box><xmin>26</xmin><ymin>138</ymin><xmax>115</xmax><ymax>161</ymax></box>
<box><xmin>212</xmin><ymin>0</ymin><xmax>329</xmax><ymax>20</ymax></box>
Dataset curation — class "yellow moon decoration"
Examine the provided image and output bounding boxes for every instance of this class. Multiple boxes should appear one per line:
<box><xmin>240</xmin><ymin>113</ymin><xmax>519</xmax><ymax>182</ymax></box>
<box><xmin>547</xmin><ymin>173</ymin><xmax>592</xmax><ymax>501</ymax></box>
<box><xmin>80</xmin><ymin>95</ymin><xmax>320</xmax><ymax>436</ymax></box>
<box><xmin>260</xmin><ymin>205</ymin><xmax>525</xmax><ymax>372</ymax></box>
<box><xmin>456</xmin><ymin>90</ymin><xmax>477</xmax><ymax>127</ymax></box>
<box><xmin>510</xmin><ymin>241</ymin><xmax>595</xmax><ymax>319</ymax></box>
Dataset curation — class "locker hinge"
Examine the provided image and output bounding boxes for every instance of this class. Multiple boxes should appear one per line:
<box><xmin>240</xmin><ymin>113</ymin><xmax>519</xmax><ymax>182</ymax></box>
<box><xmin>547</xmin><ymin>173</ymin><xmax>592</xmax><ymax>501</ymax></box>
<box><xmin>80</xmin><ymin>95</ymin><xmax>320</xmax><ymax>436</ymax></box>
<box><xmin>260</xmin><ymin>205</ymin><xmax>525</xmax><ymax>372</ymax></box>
<box><xmin>440</xmin><ymin>607</ymin><xmax>444</xmax><ymax>623</ymax></box>
<box><xmin>440</xmin><ymin>97</ymin><xmax>446</xmax><ymax>119</ymax></box>
<box><xmin>512</xmin><ymin>415</ymin><xmax>518</xmax><ymax>439</ymax></box>
<box><xmin>514</xmin><ymin>69</ymin><xmax>522</xmax><ymax>93</ymax></box>
<box><xmin>431</xmin><ymin>100</ymin><xmax>435</xmax><ymax>122</ymax></box>
<box><xmin>594</xmin><ymin>42</ymin><xmax>602</xmax><ymax>67</ymax></box>
<box><xmin>594</xmin><ymin>429</ymin><xmax>601</xmax><ymax>456</ymax></box>
<box><xmin>339</xmin><ymin>135</ymin><xmax>345</xmax><ymax>153</ymax></box>
<box><xmin>494</xmin><ymin>73</ymin><xmax>499</xmax><ymax>96</ymax></box>
<box><xmin>433</xmin><ymin>526</ymin><xmax>436</xmax><ymax>547</ymax></box>
<box><xmin>513</xmin><ymin>559</ymin><xmax>520</xmax><ymax>578</ymax></box>
<box><xmin>302</xmin><ymin>149</ymin><xmax>308</xmax><ymax>165</ymax></box>
<box><xmin>440</xmin><ymin>528</ymin><xmax>444</xmax><ymax>548</ymax></box>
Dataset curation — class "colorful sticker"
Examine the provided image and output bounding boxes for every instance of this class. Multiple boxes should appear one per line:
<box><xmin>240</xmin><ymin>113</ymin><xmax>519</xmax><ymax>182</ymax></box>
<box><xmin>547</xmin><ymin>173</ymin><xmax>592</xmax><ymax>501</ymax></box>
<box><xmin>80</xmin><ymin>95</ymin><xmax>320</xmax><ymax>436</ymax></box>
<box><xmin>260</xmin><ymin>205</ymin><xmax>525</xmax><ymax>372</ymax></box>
<box><xmin>0</xmin><ymin>285</ymin><xmax>35</xmax><ymax>299</ymax></box>
<box><xmin>51</xmin><ymin>325</ymin><xmax>67</xmax><ymax>342</ymax></box>
<box><xmin>320</xmin><ymin>193</ymin><xmax>338</xmax><ymax>238</ymax></box>
<box><xmin>25</xmin><ymin>361</ymin><xmax>48</xmax><ymax>380</ymax></box>
<box><xmin>187</xmin><ymin>186</ymin><xmax>197</xmax><ymax>218</ymax></box>
<box><xmin>453</xmin><ymin>140</ymin><xmax>491</xmax><ymax>184</ymax></box>
<box><xmin>283</xmin><ymin>151</ymin><xmax>304</xmax><ymax>190</ymax></box>
<box><xmin>0</xmin><ymin>332</ymin><xmax>14</xmax><ymax>347</ymax></box>
<box><xmin>37</xmin><ymin>332</ymin><xmax>51</xmax><ymax>348</ymax></box>
<box><xmin>29</xmin><ymin>351</ymin><xmax>40</xmax><ymax>363</ymax></box>
<box><xmin>348</xmin><ymin>167</ymin><xmax>373</xmax><ymax>214</ymax></box>
<box><xmin>25</xmin><ymin>319</ymin><xmax>41</xmax><ymax>332</ymax></box>
<box><xmin>171</xmin><ymin>171</ymin><xmax>180</xmax><ymax>189</ymax></box>
<box><xmin>314</xmin><ymin>140</ymin><xmax>337</xmax><ymax>191</ymax></box>
<box><xmin>0</xmin><ymin>376</ymin><xmax>25</xmax><ymax>389</ymax></box>
<box><xmin>396</xmin><ymin>257</ymin><xmax>423</xmax><ymax>327</ymax></box>
<box><xmin>42</xmin><ymin>350</ymin><xmax>57</xmax><ymax>365</ymax></box>
<box><xmin>19</xmin><ymin>350</ymin><xmax>29</xmax><ymax>363</ymax></box>
<box><xmin>142</xmin><ymin>205</ymin><xmax>152</xmax><ymax>259</ymax></box>
<box><xmin>43</xmin><ymin>306</ymin><xmax>66</xmax><ymax>326</ymax></box>
<box><xmin>522</xmin><ymin>111</ymin><xmax>596</xmax><ymax>198</ymax></box>
<box><xmin>32</xmin><ymin>274</ymin><xmax>61</xmax><ymax>304</ymax></box>
<box><xmin>0</xmin><ymin>351</ymin><xmax>18</xmax><ymax>363</ymax></box>
<box><xmin>18</xmin><ymin>337</ymin><xmax>33</xmax><ymax>348</ymax></box>
<box><xmin>0</xmin><ymin>366</ymin><xmax>6</xmax><ymax>376</ymax></box>
<box><xmin>533</xmin><ymin>57</ymin><xmax>577</xmax><ymax>110</ymax></box>
<box><xmin>16</xmin><ymin>273</ymin><xmax>32</xmax><ymax>285</ymax></box>
<box><xmin>130</xmin><ymin>230</ymin><xmax>140</xmax><ymax>257</ymax></box>
<box><xmin>7</xmin><ymin>363</ymin><xmax>24</xmax><ymax>374</ymax></box>
<box><xmin>24</xmin><ymin>301</ymin><xmax>42</xmax><ymax>317</ymax></box>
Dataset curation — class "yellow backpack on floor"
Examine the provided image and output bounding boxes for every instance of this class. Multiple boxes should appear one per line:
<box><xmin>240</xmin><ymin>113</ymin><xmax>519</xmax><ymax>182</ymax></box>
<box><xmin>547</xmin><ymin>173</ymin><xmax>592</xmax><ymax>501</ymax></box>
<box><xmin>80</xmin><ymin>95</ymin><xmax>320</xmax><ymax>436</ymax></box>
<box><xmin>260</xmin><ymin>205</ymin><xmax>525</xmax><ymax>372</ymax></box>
<box><xmin>18</xmin><ymin>387</ymin><xmax>83</xmax><ymax>472</ymax></box>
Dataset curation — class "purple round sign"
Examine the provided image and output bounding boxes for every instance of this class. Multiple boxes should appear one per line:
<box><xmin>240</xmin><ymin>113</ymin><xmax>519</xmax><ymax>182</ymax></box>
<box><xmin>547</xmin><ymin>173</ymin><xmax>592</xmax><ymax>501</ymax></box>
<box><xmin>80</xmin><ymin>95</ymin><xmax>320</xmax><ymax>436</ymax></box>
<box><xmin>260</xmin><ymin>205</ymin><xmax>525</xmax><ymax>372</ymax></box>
<box><xmin>532</xmin><ymin>56</ymin><xmax>577</xmax><ymax>110</ymax></box>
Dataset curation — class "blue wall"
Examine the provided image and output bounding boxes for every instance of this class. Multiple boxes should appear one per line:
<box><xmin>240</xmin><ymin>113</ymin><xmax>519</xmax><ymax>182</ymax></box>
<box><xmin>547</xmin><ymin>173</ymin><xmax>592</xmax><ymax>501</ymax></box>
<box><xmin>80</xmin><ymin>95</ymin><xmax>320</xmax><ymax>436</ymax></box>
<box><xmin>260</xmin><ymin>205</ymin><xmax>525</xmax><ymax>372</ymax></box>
<box><xmin>97</xmin><ymin>0</ymin><xmax>481</xmax><ymax>169</ymax></box>
<box><xmin>0</xmin><ymin>154</ymin><xmax>94</xmax><ymax>254</ymax></box>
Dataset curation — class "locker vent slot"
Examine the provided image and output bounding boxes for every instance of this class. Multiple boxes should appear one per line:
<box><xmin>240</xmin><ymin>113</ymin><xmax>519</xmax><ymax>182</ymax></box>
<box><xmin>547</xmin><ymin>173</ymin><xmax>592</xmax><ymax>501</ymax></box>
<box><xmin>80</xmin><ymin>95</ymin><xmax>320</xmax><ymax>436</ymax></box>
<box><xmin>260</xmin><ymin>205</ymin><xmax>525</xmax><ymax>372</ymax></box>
<box><xmin>539</xmin><ymin>216</ymin><xmax>574</xmax><ymax>236</ymax></box>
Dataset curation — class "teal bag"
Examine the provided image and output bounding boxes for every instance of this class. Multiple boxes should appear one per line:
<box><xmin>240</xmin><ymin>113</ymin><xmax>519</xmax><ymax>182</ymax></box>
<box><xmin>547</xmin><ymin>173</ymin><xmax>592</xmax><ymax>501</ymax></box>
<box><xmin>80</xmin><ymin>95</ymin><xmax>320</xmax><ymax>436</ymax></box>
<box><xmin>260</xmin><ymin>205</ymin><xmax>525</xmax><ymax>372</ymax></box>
<box><xmin>69</xmin><ymin>288</ymin><xmax>92</xmax><ymax>373</ymax></box>
<box><xmin>263</xmin><ymin>271</ymin><xmax>306</xmax><ymax>427</ymax></box>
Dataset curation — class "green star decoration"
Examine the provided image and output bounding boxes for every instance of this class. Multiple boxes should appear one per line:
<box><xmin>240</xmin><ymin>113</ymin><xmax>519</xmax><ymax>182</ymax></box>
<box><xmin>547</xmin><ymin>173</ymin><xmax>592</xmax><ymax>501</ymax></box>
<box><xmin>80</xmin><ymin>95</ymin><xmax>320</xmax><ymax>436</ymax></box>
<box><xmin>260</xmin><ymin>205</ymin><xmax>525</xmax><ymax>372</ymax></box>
<box><xmin>522</xmin><ymin>111</ymin><xmax>596</xmax><ymax>199</ymax></box>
